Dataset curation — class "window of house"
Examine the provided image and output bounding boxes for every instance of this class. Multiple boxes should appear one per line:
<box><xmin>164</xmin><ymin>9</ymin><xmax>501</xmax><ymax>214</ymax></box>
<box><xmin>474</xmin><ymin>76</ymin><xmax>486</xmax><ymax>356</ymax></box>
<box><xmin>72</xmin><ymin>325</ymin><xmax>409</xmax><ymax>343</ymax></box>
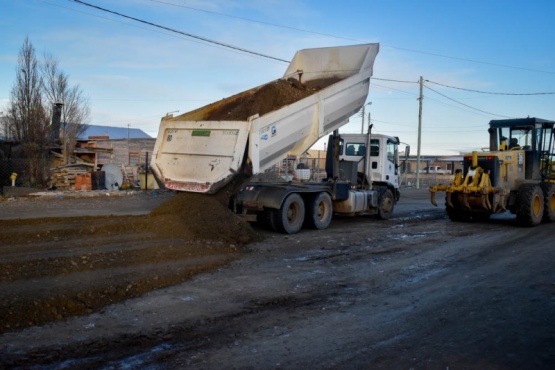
<box><xmin>129</xmin><ymin>152</ymin><xmax>140</xmax><ymax>165</ymax></box>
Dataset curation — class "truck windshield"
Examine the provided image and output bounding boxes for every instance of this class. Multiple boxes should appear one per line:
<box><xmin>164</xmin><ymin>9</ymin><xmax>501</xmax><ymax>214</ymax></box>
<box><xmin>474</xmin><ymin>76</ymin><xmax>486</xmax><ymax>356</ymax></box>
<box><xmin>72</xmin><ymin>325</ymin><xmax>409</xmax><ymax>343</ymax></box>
<box><xmin>499</xmin><ymin>126</ymin><xmax>534</xmax><ymax>150</ymax></box>
<box><xmin>344</xmin><ymin>142</ymin><xmax>366</xmax><ymax>156</ymax></box>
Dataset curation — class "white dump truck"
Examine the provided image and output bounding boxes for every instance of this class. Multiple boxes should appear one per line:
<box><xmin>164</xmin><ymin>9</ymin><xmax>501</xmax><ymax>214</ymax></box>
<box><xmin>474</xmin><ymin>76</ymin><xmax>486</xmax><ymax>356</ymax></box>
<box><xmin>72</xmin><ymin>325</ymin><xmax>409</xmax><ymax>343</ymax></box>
<box><xmin>151</xmin><ymin>43</ymin><xmax>407</xmax><ymax>233</ymax></box>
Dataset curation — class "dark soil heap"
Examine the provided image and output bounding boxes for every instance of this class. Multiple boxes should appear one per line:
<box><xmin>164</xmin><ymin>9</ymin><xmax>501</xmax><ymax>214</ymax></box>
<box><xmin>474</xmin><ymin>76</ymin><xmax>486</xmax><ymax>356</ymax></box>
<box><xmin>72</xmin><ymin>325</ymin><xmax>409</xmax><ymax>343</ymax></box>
<box><xmin>148</xmin><ymin>192</ymin><xmax>259</xmax><ymax>245</ymax></box>
<box><xmin>147</xmin><ymin>78</ymin><xmax>330</xmax><ymax>244</ymax></box>
<box><xmin>205</xmin><ymin>78</ymin><xmax>320</xmax><ymax>121</ymax></box>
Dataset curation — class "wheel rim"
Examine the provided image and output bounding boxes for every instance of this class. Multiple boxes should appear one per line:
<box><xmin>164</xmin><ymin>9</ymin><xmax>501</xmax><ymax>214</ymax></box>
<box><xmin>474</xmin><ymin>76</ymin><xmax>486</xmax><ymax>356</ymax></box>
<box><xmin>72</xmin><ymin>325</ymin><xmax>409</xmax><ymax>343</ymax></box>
<box><xmin>287</xmin><ymin>203</ymin><xmax>300</xmax><ymax>222</ymax></box>
<box><xmin>533</xmin><ymin>195</ymin><xmax>542</xmax><ymax>216</ymax></box>
<box><xmin>317</xmin><ymin>201</ymin><xmax>326</xmax><ymax>220</ymax></box>
<box><xmin>382</xmin><ymin>197</ymin><xmax>393</xmax><ymax>213</ymax></box>
<box><xmin>549</xmin><ymin>193</ymin><xmax>555</xmax><ymax>212</ymax></box>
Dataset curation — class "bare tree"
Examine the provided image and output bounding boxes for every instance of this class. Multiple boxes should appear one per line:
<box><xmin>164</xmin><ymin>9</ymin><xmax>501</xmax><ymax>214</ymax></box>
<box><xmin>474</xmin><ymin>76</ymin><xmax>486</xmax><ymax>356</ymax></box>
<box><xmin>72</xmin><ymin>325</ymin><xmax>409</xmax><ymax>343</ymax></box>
<box><xmin>4</xmin><ymin>37</ymin><xmax>92</xmax><ymax>187</ymax></box>
<box><xmin>42</xmin><ymin>54</ymin><xmax>90</xmax><ymax>164</ymax></box>
<box><xmin>5</xmin><ymin>37</ymin><xmax>50</xmax><ymax>186</ymax></box>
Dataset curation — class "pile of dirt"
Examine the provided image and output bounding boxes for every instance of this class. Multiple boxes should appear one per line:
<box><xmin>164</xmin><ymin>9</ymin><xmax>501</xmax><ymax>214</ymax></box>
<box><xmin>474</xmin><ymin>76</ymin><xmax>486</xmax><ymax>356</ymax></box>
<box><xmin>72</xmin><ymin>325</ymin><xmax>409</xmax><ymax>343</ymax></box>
<box><xmin>0</xmin><ymin>76</ymin><xmax>334</xmax><ymax>334</ymax></box>
<box><xmin>147</xmin><ymin>192</ymin><xmax>259</xmax><ymax>245</ymax></box>
<box><xmin>0</xmin><ymin>190</ymin><xmax>261</xmax><ymax>334</ymax></box>
<box><xmin>205</xmin><ymin>78</ymin><xmax>320</xmax><ymax>121</ymax></box>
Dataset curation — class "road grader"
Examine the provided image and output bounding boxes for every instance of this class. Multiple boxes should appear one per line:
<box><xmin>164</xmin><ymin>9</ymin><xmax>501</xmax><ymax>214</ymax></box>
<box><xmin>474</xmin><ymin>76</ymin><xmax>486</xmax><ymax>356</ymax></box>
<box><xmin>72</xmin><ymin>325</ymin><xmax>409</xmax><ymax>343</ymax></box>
<box><xmin>430</xmin><ymin>117</ymin><xmax>555</xmax><ymax>226</ymax></box>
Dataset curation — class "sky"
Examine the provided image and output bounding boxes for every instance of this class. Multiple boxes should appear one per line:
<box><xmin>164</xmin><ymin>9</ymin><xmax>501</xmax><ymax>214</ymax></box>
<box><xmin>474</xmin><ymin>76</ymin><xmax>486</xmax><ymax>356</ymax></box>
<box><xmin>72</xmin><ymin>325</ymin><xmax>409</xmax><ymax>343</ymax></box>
<box><xmin>1</xmin><ymin>0</ymin><xmax>555</xmax><ymax>156</ymax></box>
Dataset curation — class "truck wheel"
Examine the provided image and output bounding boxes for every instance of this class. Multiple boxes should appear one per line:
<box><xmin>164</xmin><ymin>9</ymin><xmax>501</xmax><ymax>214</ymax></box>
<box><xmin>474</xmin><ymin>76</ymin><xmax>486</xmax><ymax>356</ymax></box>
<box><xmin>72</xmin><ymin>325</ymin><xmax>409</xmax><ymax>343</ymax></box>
<box><xmin>516</xmin><ymin>184</ymin><xmax>544</xmax><ymax>226</ymax></box>
<box><xmin>274</xmin><ymin>193</ymin><xmax>305</xmax><ymax>234</ymax></box>
<box><xmin>305</xmin><ymin>192</ymin><xmax>333</xmax><ymax>230</ymax></box>
<box><xmin>259</xmin><ymin>209</ymin><xmax>277</xmax><ymax>231</ymax></box>
<box><xmin>541</xmin><ymin>183</ymin><xmax>555</xmax><ymax>222</ymax></box>
<box><xmin>376</xmin><ymin>189</ymin><xmax>394</xmax><ymax>220</ymax></box>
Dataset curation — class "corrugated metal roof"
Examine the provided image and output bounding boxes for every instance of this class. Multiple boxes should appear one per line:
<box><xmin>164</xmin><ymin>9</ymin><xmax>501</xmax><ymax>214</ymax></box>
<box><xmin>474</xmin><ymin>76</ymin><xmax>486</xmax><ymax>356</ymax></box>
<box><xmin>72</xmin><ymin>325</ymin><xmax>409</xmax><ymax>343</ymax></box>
<box><xmin>78</xmin><ymin>125</ymin><xmax>151</xmax><ymax>140</ymax></box>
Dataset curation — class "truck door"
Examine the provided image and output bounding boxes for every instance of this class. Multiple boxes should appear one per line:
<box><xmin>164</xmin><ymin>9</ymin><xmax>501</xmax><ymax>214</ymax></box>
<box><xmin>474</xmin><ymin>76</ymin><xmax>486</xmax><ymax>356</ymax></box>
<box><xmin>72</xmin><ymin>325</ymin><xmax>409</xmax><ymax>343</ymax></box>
<box><xmin>383</xmin><ymin>138</ymin><xmax>399</xmax><ymax>186</ymax></box>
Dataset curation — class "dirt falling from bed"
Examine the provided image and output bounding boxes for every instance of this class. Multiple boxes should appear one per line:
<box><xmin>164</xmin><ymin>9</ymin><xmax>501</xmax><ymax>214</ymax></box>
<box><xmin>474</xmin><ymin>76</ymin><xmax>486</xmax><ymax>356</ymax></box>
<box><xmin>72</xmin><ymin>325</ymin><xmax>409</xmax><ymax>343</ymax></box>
<box><xmin>147</xmin><ymin>77</ymin><xmax>342</xmax><ymax>245</ymax></box>
<box><xmin>147</xmin><ymin>191</ymin><xmax>260</xmax><ymax>245</ymax></box>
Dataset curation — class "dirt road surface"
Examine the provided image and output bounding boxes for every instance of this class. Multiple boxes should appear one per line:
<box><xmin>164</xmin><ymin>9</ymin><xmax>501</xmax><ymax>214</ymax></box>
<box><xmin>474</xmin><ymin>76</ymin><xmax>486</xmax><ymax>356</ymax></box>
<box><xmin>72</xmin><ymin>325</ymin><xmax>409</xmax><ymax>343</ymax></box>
<box><xmin>1</xmin><ymin>189</ymin><xmax>554</xmax><ymax>369</ymax></box>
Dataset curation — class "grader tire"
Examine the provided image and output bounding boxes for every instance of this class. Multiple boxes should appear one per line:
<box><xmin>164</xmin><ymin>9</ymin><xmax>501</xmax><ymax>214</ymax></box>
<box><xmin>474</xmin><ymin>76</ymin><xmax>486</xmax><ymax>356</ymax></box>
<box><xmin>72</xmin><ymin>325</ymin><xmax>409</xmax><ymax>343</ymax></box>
<box><xmin>446</xmin><ymin>193</ymin><xmax>471</xmax><ymax>222</ymax></box>
<box><xmin>540</xmin><ymin>183</ymin><xmax>555</xmax><ymax>223</ymax></box>
<box><xmin>516</xmin><ymin>184</ymin><xmax>544</xmax><ymax>226</ymax></box>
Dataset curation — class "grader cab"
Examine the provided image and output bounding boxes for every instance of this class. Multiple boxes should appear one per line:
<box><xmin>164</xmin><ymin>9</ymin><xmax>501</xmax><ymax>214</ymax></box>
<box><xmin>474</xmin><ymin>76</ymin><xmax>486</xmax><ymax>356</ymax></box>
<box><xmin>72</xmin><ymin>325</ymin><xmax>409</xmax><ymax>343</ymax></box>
<box><xmin>430</xmin><ymin>118</ymin><xmax>555</xmax><ymax>226</ymax></box>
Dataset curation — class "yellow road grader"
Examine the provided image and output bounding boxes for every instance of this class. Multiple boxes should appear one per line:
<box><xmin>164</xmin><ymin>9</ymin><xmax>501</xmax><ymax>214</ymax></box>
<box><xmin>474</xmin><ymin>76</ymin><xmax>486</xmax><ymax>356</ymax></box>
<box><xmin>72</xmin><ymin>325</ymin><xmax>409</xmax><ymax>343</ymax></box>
<box><xmin>430</xmin><ymin>117</ymin><xmax>555</xmax><ymax>226</ymax></box>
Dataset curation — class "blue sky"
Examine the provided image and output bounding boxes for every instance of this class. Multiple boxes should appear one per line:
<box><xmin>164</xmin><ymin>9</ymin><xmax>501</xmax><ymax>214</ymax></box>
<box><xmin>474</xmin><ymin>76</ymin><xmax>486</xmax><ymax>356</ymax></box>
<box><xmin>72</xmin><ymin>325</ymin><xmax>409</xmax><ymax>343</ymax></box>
<box><xmin>1</xmin><ymin>0</ymin><xmax>555</xmax><ymax>155</ymax></box>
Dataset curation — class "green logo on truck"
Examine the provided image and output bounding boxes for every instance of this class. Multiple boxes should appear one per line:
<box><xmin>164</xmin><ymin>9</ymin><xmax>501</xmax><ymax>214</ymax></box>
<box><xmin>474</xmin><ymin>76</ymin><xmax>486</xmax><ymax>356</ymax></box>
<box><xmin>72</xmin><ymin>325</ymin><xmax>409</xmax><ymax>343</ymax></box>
<box><xmin>192</xmin><ymin>130</ymin><xmax>211</xmax><ymax>137</ymax></box>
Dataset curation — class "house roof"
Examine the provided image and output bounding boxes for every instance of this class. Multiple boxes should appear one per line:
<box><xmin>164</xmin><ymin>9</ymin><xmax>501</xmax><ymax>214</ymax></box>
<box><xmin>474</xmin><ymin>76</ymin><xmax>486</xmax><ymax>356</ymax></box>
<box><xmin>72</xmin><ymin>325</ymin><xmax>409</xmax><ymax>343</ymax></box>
<box><xmin>78</xmin><ymin>125</ymin><xmax>152</xmax><ymax>140</ymax></box>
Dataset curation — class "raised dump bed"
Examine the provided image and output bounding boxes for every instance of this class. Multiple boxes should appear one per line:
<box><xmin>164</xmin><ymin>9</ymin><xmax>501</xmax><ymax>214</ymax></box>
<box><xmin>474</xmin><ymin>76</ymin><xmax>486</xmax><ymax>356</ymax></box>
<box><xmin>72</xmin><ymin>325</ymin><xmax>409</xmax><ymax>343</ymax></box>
<box><xmin>151</xmin><ymin>43</ymin><xmax>379</xmax><ymax>194</ymax></box>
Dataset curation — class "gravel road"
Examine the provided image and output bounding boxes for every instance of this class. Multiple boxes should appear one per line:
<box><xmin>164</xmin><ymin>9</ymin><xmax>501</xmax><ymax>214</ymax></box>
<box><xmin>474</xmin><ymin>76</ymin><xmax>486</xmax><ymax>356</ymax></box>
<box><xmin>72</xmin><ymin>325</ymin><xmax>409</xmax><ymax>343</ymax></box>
<box><xmin>1</xmin><ymin>188</ymin><xmax>553</xmax><ymax>369</ymax></box>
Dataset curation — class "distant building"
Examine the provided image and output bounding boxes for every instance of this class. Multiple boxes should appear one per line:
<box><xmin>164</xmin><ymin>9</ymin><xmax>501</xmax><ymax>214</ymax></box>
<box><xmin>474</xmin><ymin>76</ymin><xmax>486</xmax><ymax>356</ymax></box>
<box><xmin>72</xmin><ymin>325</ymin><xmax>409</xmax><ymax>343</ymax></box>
<box><xmin>75</xmin><ymin>125</ymin><xmax>155</xmax><ymax>168</ymax></box>
<box><xmin>61</xmin><ymin>125</ymin><xmax>157</xmax><ymax>189</ymax></box>
<box><xmin>78</xmin><ymin>125</ymin><xmax>152</xmax><ymax>140</ymax></box>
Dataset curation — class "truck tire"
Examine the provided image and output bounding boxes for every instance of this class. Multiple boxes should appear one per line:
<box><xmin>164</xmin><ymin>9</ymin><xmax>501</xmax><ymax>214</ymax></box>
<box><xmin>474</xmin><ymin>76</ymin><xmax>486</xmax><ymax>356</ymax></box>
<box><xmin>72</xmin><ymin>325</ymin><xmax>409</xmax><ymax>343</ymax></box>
<box><xmin>376</xmin><ymin>189</ymin><xmax>394</xmax><ymax>220</ymax></box>
<box><xmin>541</xmin><ymin>183</ymin><xmax>555</xmax><ymax>223</ymax></box>
<box><xmin>259</xmin><ymin>209</ymin><xmax>277</xmax><ymax>231</ymax></box>
<box><xmin>516</xmin><ymin>184</ymin><xmax>544</xmax><ymax>226</ymax></box>
<box><xmin>304</xmin><ymin>192</ymin><xmax>333</xmax><ymax>230</ymax></box>
<box><xmin>274</xmin><ymin>193</ymin><xmax>305</xmax><ymax>234</ymax></box>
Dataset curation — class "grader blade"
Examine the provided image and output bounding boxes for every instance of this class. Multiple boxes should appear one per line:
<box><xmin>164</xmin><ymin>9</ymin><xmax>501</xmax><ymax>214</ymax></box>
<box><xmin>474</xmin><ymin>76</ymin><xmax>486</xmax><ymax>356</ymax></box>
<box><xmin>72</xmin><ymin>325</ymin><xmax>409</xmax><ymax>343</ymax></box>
<box><xmin>430</xmin><ymin>190</ymin><xmax>438</xmax><ymax>207</ymax></box>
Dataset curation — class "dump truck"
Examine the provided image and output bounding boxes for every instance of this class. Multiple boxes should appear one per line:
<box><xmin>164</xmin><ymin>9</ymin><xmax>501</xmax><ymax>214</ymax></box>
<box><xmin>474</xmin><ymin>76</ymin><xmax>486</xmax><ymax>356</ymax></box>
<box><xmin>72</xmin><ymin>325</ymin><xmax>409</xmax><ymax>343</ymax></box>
<box><xmin>151</xmin><ymin>43</ymin><xmax>407</xmax><ymax>233</ymax></box>
<box><xmin>430</xmin><ymin>117</ymin><xmax>555</xmax><ymax>226</ymax></box>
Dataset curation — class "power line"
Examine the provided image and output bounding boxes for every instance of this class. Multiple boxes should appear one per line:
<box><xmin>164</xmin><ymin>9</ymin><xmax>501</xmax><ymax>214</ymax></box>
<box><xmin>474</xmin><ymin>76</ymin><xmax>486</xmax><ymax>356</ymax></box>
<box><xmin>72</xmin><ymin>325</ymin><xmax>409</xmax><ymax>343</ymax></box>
<box><xmin>372</xmin><ymin>77</ymin><xmax>418</xmax><ymax>84</ymax></box>
<box><xmin>426</xmin><ymin>79</ymin><xmax>555</xmax><ymax>95</ymax></box>
<box><xmin>387</xmin><ymin>46</ymin><xmax>555</xmax><ymax>75</ymax></box>
<box><xmin>371</xmin><ymin>82</ymin><xmax>419</xmax><ymax>98</ymax></box>
<box><xmin>68</xmin><ymin>0</ymin><xmax>290</xmax><ymax>63</ymax></box>
<box><xmin>66</xmin><ymin>0</ymin><xmax>555</xmax><ymax>80</ymax></box>
<box><xmin>150</xmin><ymin>0</ymin><xmax>555</xmax><ymax>75</ymax></box>
<box><xmin>149</xmin><ymin>0</ymin><xmax>356</xmax><ymax>42</ymax></box>
<box><xmin>424</xmin><ymin>85</ymin><xmax>512</xmax><ymax>118</ymax></box>
<box><xmin>372</xmin><ymin>80</ymin><xmax>492</xmax><ymax>119</ymax></box>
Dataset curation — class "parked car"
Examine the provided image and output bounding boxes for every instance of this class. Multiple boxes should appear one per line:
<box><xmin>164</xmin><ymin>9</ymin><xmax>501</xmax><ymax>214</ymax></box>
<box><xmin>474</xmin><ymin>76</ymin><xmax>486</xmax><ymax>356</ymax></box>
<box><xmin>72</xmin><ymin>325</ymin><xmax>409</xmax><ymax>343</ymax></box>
<box><xmin>419</xmin><ymin>166</ymin><xmax>451</xmax><ymax>175</ymax></box>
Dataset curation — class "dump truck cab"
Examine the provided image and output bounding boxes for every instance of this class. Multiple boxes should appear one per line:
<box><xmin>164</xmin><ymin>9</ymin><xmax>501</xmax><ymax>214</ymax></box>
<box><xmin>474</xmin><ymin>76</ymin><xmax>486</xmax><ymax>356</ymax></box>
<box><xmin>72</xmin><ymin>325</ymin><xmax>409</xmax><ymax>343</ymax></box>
<box><xmin>339</xmin><ymin>133</ymin><xmax>400</xmax><ymax>189</ymax></box>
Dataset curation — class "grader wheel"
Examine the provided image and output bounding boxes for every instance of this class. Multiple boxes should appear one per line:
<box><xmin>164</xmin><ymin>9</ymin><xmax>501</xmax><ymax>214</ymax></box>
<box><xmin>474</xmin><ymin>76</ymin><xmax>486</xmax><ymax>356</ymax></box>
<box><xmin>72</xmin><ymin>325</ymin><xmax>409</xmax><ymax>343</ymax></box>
<box><xmin>445</xmin><ymin>193</ymin><xmax>471</xmax><ymax>222</ymax></box>
<box><xmin>516</xmin><ymin>184</ymin><xmax>544</xmax><ymax>226</ymax></box>
<box><xmin>540</xmin><ymin>183</ymin><xmax>555</xmax><ymax>223</ymax></box>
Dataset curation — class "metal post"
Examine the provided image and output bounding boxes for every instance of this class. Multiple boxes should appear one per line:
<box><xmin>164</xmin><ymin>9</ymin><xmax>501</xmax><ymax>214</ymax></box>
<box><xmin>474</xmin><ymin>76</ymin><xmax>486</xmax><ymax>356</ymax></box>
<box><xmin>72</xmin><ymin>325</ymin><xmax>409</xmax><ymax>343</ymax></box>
<box><xmin>361</xmin><ymin>102</ymin><xmax>372</xmax><ymax>134</ymax></box>
<box><xmin>416</xmin><ymin>76</ymin><xmax>423</xmax><ymax>189</ymax></box>
<box><xmin>145</xmin><ymin>151</ymin><xmax>149</xmax><ymax>190</ymax></box>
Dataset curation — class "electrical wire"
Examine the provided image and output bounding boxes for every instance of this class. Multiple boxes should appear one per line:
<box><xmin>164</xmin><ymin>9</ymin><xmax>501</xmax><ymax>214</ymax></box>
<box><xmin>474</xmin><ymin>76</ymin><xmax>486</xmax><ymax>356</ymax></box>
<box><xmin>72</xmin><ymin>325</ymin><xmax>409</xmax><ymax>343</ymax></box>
<box><xmin>45</xmin><ymin>0</ymin><xmax>555</xmax><ymax>128</ymax></box>
<box><xmin>424</xmin><ymin>85</ymin><xmax>513</xmax><ymax>118</ymax></box>
<box><xmin>149</xmin><ymin>0</ymin><xmax>355</xmax><ymax>42</ymax></box>
<box><xmin>372</xmin><ymin>77</ymin><xmax>418</xmax><ymax>84</ymax></box>
<box><xmin>371</xmin><ymin>77</ymin><xmax>514</xmax><ymax>119</ymax></box>
<box><xmin>68</xmin><ymin>0</ymin><xmax>290</xmax><ymax>63</ymax></box>
<box><xmin>388</xmin><ymin>46</ymin><xmax>555</xmax><ymax>75</ymax></box>
<box><xmin>425</xmin><ymin>79</ymin><xmax>555</xmax><ymax>95</ymax></box>
<box><xmin>149</xmin><ymin>0</ymin><xmax>555</xmax><ymax>75</ymax></box>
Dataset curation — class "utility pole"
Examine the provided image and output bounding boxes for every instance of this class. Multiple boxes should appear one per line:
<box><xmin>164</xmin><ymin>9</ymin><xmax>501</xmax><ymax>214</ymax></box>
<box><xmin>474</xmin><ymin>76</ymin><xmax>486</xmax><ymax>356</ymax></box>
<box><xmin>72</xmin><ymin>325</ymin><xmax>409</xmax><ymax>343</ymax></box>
<box><xmin>361</xmin><ymin>102</ymin><xmax>372</xmax><ymax>133</ymax></box>
<box><xmin>416</xmin><ymin>76</ymin><xmax>423</xmax><ymax>189</ymax></box>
